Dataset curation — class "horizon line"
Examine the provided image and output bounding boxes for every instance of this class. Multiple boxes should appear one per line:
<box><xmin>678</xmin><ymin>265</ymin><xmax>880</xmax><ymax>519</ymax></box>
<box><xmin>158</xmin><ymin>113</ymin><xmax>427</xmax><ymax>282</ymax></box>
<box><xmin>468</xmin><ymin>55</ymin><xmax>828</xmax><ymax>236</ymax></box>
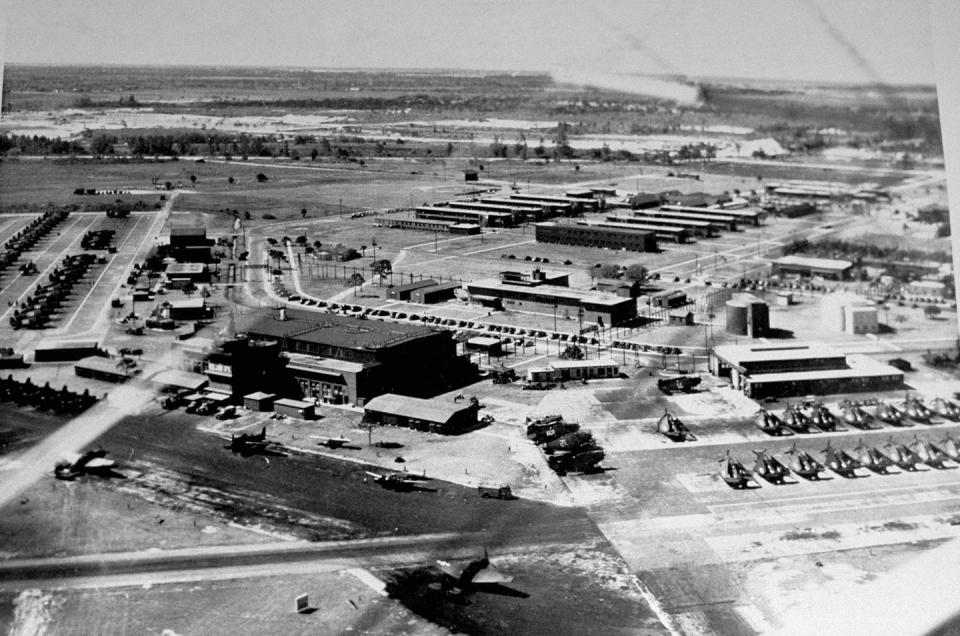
<box><xmin>1</xmin><ymin>62</ymin><xmax>937</xmax><ymax>90</ymax></box>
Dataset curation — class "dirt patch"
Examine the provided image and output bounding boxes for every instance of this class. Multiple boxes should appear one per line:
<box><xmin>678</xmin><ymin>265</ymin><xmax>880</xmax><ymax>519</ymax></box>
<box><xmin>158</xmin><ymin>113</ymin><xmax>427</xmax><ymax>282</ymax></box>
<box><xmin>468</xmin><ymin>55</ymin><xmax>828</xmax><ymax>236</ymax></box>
<box><xmin>781</xmin><ymin>528</ymin><xmax>841</xmax><ymax>542</ymax></box>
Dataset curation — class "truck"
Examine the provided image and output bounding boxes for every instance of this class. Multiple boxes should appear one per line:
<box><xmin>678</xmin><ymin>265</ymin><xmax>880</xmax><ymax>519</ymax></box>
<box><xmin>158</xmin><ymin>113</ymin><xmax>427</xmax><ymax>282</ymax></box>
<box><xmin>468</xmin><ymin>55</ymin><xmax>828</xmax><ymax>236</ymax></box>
<box><xmin>477</xmin><ymin>485</ymin><xmax>515</xmax><ymax>500</ymax></box>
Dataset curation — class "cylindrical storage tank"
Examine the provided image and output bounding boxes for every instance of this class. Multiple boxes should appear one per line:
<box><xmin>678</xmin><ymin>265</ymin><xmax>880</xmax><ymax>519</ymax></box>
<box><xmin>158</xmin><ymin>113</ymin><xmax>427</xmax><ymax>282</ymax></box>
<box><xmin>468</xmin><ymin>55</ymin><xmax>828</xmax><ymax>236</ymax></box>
<box><xmin>725</xmin><ymin>300</ymin><xmax>748</xmax><ymax>335</ymax></box>
<box><xmin>747</xmin><ymin>301</ymin><xmax>769</xmax><ymax>337</ymax></box>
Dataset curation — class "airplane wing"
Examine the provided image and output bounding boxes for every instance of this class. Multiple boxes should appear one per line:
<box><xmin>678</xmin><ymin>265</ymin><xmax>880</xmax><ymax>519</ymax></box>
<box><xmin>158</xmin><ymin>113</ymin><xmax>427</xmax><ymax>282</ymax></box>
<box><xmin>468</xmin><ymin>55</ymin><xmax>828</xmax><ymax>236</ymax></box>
<box><xmin>435</xmin><ymin>560</ymin><xmax>460</xmax><ymax>580</ymax></box>
<box><xmin>83</xmin><ymin>458</ymin><xmax>115</xmax><ymax>469</ymax></box>
<box><xmin>472</xmin><ymin>567</ymin><xmax>514</xmax><ymax>585</ymax></box>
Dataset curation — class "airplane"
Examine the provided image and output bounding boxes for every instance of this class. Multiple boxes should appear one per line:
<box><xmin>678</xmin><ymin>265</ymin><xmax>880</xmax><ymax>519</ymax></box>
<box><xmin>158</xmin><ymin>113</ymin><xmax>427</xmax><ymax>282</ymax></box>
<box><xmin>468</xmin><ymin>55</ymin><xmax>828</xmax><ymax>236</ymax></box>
<box><xmin>434</xmin><ymin>549</ymin><xmax>519</xmax><ymax>599</ymax></box>
<box><xmin>883</xmin><ymin>438</ymin><xmax>920</xmax><ymax>471</ymax></box>
<box><xmin>656</xmin><ymin>410</ymin><xmax>695</xmax><ymax>442</ymax></box>
<box><xmin>755</xmin><ymin>409</ymin><xmax>791</xmax><ymax>436</ymax></box>
<box><xmin>854</xmin><ymin>438</ymin><xmax>891</xmax><ymax>474</ymax></box>
<box><xmin>910</xmin><ymin>436</ymin><xmax>947</xmax><ymax>468</ymax></box>
<box><xmin>752</xmin><ymin>449</ymin><xmax>789</xmax><ymax>484</ymax></box>
<box><xmin>312</xmin><ymin>435</ymin><xmax>355</xmax><ymax>449</ymax></box>
<box><xmin>840</xmin><ymin>402</ymin><xmax>877</xmax><ymax>430</ymax></box>
<box><xmin>930</xmin><ymin>397</ymin><xmax>960</xmax><ymax>421</ymax></box>
<box><xmin>935</xmin><ymin>434</ymin><xmax>960</xmax><ymax>462</ymax></box>
<box><xmin>784</xmin><ymin>443</ymin><xmax>823</xmax><ymax>480</ymax></box>
<box><xmin>903</xmin><ymin>397</ymin><xmax>934</xmax><ymax>424</ymax></box>
<box><xmin>529</xmin><ymin>420</ymin><xmax>580</xmax><ymax>445</ymax></box>
<box><xmin>807</xmin><ymin>403</ymin><xmax>838</xmax><ymax>432</ymax></box>
<box><xmin>54</xmin><ymin>449</ymin><xmax>118</xmax><ymax>480</ymax></box>
<box><xmin>547</xmin><ymin>447</ymin><xmax>605</xmax><ymax>476</ymax></box>
<box><xmin>365</xmin><ymin>471</ymin><xmax>435</xmax><ymax>492</ymax></box>
<box><xmin>225</xmin><ymin>427</ymin><xmax>281</xmax><ymax>456</ymax></box>
<box><xmin>782</xmin><ymin>404</ymin><xmax>813</xmax><ymax>433</ymax></box>
<box><xmin>541</xmin><ymin>430</ymin><xmax>595</xmax><ymax>455</ymax></box>
<box><xmin>719</xmin><ymin>450</ymin><xmax>751</xmax><ymax>489</ymax></box>
<box><xmin>875</xmin><ymin>401</ymin><xmax>908</xmax><ymax>426</ymax></box>
<box><xmin>822</xmin><ymin>441</ymin><xmax>859</xmax><ymax>477</ymax></box>
<box><xmin>525</xmin><ymin>414</ymin><xmax>563</xmax><ymax>434</ymax></box>
<box><xmin>657</xmin><ymin>374</ymin><xmax>701</xmax><ymax>395</ymax></box>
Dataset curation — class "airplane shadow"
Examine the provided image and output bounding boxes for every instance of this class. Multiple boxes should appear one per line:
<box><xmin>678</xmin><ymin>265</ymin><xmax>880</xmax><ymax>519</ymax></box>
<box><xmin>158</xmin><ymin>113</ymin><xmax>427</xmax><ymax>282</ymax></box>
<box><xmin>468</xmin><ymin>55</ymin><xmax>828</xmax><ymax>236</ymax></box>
<box><xmin>472</xmin><ymin>582</ymin><xmax>530</xmax><ymax>599</ymax></box>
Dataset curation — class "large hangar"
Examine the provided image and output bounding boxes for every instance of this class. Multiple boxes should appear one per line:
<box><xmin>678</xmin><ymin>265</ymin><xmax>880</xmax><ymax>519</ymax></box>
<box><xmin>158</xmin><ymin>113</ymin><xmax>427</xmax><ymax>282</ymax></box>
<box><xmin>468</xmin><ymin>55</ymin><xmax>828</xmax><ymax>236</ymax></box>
<box><xmin>710</xmin><ymin>342</ymin><xmax>903</xmax><ymax>399</ymax></box>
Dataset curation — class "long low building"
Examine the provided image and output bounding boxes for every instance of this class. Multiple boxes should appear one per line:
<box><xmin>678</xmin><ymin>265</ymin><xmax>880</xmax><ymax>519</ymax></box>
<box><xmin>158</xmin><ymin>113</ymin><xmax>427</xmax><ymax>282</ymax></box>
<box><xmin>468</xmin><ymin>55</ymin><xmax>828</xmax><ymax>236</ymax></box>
<box><xmin>466</xmin><ymin>278</ymin><xmax>637</xmax><ymax>327</ymax></box>
<box><xmin>606</xmin><ymin>213</ymin><xmax>714</xmax><ymax>237</ymax></box>
<box><xmin>527</xmin><ymin>358</ymin><xmax>620</xmax><ymax>382</ymax></box>
<box><xmin>535</xmin><ymin>221</ymin><xmax>659</xmax><ymax>252</ymax></box>
<box><xmin>638</xmin><ymin>208</ymin><xmax>739</xmax><ymax>231</ymax></box>
<box><xmin>710</xmin><ymin>342</ymin><xmax>903</xmax><ymax>398</ymax></box>
<box><xmin>509</xmin><ymin>192</ymin><xmax>599</xmax><ymax>213</ymax></box>
<box><xmin>773</xmin><ymin>255</ymin><xmax>853</xmax><ymax>280</ymax></box>
<box><xmin>415</xmin><ymin>205</ymin><xmax>514</xmax><ymax>227</ymax></box>
<box><xmin>660</xmin><ymin>204</ymin><xmax>765</xmax><ymax>226</ymax></box>
<box><xmin>377</xmin><ymin>217</ymin><xmax>480</xmax><ymax>234</ymax></box>
<box><xmin>363</xmin><ymin>392</ymin><xmax>479</xmax><ymax>435</ymax></box>
<box><xmin>589</xmin><ymin>220</ymin><xmax>689</xmax><ymax>243</ymax></box>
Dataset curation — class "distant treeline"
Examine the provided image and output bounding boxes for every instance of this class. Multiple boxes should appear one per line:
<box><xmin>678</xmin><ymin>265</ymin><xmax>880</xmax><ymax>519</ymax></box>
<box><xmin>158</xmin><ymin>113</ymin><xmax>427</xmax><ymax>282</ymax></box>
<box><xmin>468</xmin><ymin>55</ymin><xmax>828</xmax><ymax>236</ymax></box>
<box><xmin>0</xmin><ymin>134</ymin><xmax>86</xmax><ymax>155</ymax></box>
<box><xmin>784</xmin><ymin>238</ymin><xmax>951</xmax><ymax>264</ymax></box>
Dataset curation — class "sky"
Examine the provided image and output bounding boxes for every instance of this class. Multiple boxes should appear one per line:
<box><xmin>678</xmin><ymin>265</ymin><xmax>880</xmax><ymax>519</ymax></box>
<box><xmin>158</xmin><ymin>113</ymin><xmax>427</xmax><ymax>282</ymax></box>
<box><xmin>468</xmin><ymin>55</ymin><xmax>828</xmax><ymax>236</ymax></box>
<box><xmin>0</xmin><ymin>0</ymin><xmax>940</xmax><ymax>85</ymax></box>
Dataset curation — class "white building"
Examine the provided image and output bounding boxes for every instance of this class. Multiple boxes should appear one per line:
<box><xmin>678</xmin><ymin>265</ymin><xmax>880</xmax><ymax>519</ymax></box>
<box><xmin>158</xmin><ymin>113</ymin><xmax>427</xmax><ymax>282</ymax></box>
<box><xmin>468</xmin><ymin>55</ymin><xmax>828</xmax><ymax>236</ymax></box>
<box><xmin>527</xmin><ymin>358</ymin><xmax>620</xmax><ymax>382</ymax></box>
<box><xmin>820</xmin><ymin>292</ymin><xmax>878</xmax><ymax>334</ymax></box>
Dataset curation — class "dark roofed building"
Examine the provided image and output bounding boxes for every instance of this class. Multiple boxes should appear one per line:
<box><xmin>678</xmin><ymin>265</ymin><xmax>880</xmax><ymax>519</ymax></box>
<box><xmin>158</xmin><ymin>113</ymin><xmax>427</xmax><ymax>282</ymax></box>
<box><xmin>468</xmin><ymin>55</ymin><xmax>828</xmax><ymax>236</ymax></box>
<box><xmin>364</xmin><ymin>393</ymin><xmax>479</xmax><ymax>435</ymax></box>
<box><xmin>239</xmin><ymin>307</ymin><xmax>475</xmax><ymax>405</ymax></box>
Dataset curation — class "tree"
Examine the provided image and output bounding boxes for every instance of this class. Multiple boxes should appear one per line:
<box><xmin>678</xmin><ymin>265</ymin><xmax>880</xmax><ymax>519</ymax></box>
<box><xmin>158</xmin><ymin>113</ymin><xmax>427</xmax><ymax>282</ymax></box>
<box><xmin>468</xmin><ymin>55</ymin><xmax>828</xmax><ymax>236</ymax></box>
<box><xmin>244</xmin><ymin>211</ymin><xmax>252</xmax><ymax>221</ymax></box>
<box><xmin>924</xmin><ymin>305</ymin><xmax>942</xmax><ymax>319</ymax></box>
<box><xmin>227</xmin><ymin>176</ymin><xmax>234</xmax><ymax>185</ymax></box>
<box><xmin>311</xmin><ymin>148</ymin><xmax>318</xmax><ymax>161</ymax></box>
<box><xmin>181</xmin><ymin>281</ymin><xmax>197</xmax><ymax>297</ymax></box>
<box><xmin>559</xmin><ymin>344</ymin><xmax>585</xmax><ymax>360</ymax></box>
<box><xmin>189</xmin><ymin>175</ymin><xmax>197</xmax><ymax>186</ymax></box>
<box><xmin>598</xmin><ymin>263</ymin><xmax>621</xmax><ymax>279</ymax></box>
<box><xmin>300</xmin><ymin>208</ymin><xmax>307</xmax><ymax>219</ymax></box>
<box><xmin>348</xmin><ymin>272</ymin><xmax>365</xmax><ymax>288</ymax></box>
<box><xmin>624</xmin><ymin>264</ymin><xmax>648</xmax><ymax>282</ymax></box>
<box><xmin>295</xmin><ymin>235</ymin><xmax>308</xmax><ymax>246</ymax></box>
<box><xmin>371</xmin><ymin>259</ymin><xmax>392</xmax><ymax>285</ymax></box>
<box><xmin>256</xmin><ymin>173</ymin><xmax>268</xmax><ymax>182</ymax></box>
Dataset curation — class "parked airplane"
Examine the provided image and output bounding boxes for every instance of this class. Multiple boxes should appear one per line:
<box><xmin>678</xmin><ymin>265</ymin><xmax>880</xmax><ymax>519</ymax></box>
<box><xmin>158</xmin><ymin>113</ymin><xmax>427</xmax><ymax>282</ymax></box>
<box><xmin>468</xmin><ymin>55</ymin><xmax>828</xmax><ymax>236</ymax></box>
<box><xmin>225</xmin><ymin>427</ymin><xmax>281</xmax><ymax>456</ymax></box>
<box><xmin>656</xmin><ymin>410</ymin><xmax>694</xmax><ymax>442</ymax></box>
<box><xmin>719</xmin><ymin>451</ymin><xmax>751</xmax><ymax>489</ymax></box>
<box><xmin>854</xmin><ymin>438</ymin><xmax>891</xmax><ymax>474</ymax></box>
<box><xmin>903</xmin><ymin>397</ymin><xmax>934</xmax><ymax>424</ymax></box>
<box><xmin>365</xmin><ymin>471</ymin><xmax>435</xmax><ymax>492</ymax></box>
<box><xmin>875</xmin><ymin>401</ymin><xmax>908</xmax><ymax>426</ymax></box>
<box><xmin>312</xmin><ymin>435</ymin><xmax>354</xmax><ymax>449</ymax></box>
<box><xmin>911</xmin><ymin>436</ymin><xmax>947</xmax><ymax>468</ymax></box>
<box><xmin>54</xmin><ymin>449</ymin><xmax>118</xmax><ymax>480</ymax></box>
<box><xmin>930</xmin><ymin>397</ymin><xmax>960</xmax><ymax>421</ymax></box>
<box><xmin>935</xmin><ymin>434</ymin><xmax>960</xmax><ymax>462</ymax></box>
<box><xmin>783</xmin><ymin>404</ymin><xmax>813</xmax><ymax>433</ymax></box>
<box><xmin>883</xmin><ymin>438</ymin><xmax>920</xmax><ymax>471</ymax></box>
<box><xmin>752</xmin><ymin>449</ymin><xmax>788</xmax><ymax>484</ymax></box>
<box><xmin>435</xmin><ymin>549</ymin><xmax>515</xmax><ymax>597</ymax></box>
<box><xmin>807</xmin><ymin>403</ymin><xmax>838</xmax><ymax>432</ymax></box>
<box><xmin>822</xmin><ymin>442</ymin><xmax>859</xmax><ymax>477</ymax></box>
<box><xmin>785</xmin><ymin>443</ymin><xmax>822</xmax><ymax>480</ymax></box>
<box><xmin>755</xmin><ymin>409</ymin><xmax>790</xmax><ymax>436</ymax></box>
<box><xmin>841</xmin><ymin>403</ymin><xmax>876</xmax><ymax>430</ymax></box>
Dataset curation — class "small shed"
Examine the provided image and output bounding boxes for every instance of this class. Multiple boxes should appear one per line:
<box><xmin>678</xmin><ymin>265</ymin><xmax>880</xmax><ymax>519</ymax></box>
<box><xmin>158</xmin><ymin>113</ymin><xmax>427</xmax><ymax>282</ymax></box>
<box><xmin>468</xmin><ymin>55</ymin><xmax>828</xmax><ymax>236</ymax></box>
<box><xmin>668</xmin><ymin>310</ymin><xmax>695</xmax><ymax>326</ymax></box>
<box><xmin>243</xmin><ymin>391</ymin><xmax>276</xmax><ymax>412</ymax></box>
<box><xmin>466</xmin><ymin>336</ymin><xmax>502</xmax><ymax>355</ymax></box>
<box><xmin>75</xmin><ymin>356</ymin><xmax>130</xmax><ymax>383</ymax></box>
<box><xmin>150</xmin><ymin>369</ymin><xmax>209</xmax><ymax>393</ymax></box>
<box><xmin>274</xmin><ymin>398</ymin><xmax>315</xmax><ymax>419</ymax></box>
<box><xmin>464</xmin><ymin>169</ymin><xmax>479</xmax><ymax>182</ymax></box>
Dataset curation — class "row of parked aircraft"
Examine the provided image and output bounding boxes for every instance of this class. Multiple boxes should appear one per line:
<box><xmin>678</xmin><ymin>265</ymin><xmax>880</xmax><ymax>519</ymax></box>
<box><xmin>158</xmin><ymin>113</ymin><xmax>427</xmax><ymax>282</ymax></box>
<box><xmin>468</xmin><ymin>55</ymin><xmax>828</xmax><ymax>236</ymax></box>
<box><xmin>755</xmin><ymin>395</ymin><xmax>959</xmax><ymax>436</ymax></box>
<box><xmin>719</xmin><ymin>434</ymin><xmax>960</xmax><ymax>488</ymax></box>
